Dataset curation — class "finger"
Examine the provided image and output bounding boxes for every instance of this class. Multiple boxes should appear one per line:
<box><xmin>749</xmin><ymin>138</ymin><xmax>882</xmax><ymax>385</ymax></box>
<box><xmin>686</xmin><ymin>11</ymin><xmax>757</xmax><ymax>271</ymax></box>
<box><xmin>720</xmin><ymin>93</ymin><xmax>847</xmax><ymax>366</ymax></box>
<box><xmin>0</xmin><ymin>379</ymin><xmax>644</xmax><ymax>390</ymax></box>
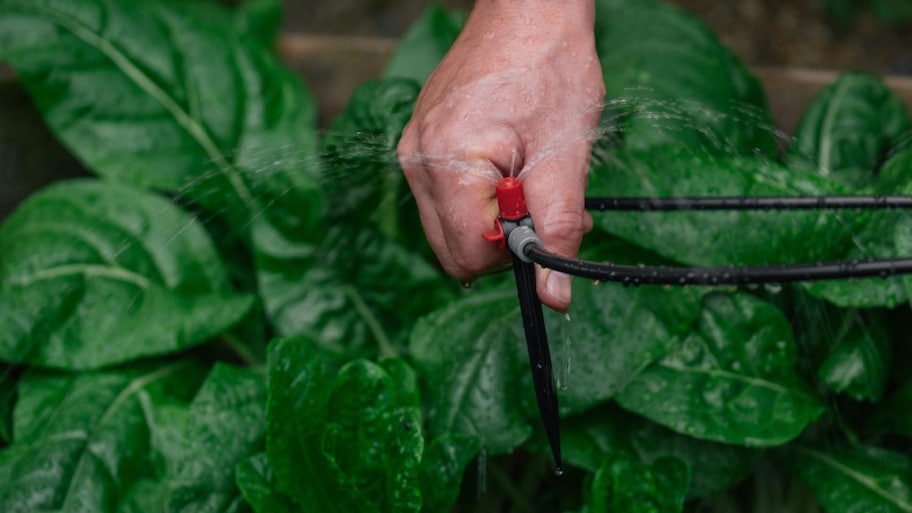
<box><xmin>400</xmin><ymin>145</ymin><xmax>508</xmax><ymax>280</ymax></box>
<box><xmin>431</xmin><ymin>162</ymin><xmax>508</xmax><ymax>279</ymax></box>
<box><xmin>522</xmin><ymin>141</ymin><xmax>591</xmax><ymax>312</ymax></box>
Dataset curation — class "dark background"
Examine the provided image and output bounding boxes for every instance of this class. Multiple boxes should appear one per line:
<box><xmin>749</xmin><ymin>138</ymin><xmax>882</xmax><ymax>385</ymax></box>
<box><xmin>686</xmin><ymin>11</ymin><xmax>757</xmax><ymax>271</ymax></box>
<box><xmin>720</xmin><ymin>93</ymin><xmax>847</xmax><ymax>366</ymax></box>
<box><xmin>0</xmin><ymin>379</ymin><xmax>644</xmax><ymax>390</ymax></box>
<box><xmin>284</xmin><ymin>0</ymin><xmax>912</xmax><ymax>75</ymax></box>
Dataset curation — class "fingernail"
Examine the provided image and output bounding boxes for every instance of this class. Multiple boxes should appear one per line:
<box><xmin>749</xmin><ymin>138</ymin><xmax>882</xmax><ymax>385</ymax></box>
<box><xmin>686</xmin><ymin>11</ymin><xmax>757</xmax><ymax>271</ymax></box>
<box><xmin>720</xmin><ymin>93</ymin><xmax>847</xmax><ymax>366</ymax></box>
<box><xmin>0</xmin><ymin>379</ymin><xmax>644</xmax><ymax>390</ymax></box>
<box><xmin>546</xmin><ymin>271</ymin><xmax>572</xmax><ymax>306</ymax></box>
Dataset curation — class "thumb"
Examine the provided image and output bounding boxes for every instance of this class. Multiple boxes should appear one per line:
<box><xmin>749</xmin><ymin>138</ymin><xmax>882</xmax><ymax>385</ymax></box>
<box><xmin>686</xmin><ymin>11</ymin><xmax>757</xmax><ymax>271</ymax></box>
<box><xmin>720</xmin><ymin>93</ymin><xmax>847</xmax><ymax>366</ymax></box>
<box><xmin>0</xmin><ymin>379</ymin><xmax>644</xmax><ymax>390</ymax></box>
<box><xmin>521</xmin><ymin>153</ymin><xmax>592</xmax><ymax>312</ymax></box>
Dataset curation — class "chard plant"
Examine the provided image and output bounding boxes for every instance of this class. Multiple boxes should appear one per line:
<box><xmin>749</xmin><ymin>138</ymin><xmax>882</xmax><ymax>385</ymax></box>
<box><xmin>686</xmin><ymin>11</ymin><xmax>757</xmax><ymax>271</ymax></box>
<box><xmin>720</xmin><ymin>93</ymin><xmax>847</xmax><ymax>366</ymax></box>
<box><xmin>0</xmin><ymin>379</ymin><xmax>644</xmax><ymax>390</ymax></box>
<box><xmin>1</xmin><ymin>0</ymin><xmax>911</xmax><ymax>511</ymax></box>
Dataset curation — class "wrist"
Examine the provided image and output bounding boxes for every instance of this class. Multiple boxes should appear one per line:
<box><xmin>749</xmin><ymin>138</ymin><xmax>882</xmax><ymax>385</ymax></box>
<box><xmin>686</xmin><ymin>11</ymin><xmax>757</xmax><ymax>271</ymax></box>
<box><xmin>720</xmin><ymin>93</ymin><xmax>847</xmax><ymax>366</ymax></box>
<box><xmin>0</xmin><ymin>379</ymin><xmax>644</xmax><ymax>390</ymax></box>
<box><xmin>468</xmin><ymin>0</ymin><xmax>595</xmax><ymax>34</ymax></box>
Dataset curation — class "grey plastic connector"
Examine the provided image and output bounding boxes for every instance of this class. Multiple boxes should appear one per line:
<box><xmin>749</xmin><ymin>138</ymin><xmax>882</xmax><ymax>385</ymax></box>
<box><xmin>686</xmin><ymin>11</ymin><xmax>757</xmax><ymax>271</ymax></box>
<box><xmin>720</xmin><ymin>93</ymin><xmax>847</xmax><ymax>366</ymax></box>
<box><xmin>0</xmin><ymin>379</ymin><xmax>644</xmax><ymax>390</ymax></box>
<box><xmin>508</xmin><ymin>225</ymin><xmax>543</xmax><ymax>263</ymax></box>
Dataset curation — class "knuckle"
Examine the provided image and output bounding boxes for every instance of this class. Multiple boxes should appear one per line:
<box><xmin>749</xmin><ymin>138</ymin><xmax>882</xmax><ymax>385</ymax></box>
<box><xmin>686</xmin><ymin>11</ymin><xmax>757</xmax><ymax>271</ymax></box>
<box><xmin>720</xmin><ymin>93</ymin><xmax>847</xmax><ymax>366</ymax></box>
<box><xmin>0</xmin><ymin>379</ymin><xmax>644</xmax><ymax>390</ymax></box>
<box><xmin>536</xmin><ymin>207</ymin><xmax>586</xmax><ymax>252</ymax></box>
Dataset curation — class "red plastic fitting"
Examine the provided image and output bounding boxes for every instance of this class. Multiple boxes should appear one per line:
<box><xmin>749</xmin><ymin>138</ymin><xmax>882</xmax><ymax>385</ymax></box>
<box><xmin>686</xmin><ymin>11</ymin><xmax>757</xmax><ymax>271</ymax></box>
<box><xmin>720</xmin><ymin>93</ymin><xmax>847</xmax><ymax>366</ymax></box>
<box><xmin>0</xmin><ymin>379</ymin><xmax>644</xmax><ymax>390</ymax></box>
<box><xmin>495</xmin><ymin>177</ymin><xmax>528</xmax><ymax>221</ymax></box>
<box><xmin>483</xmin><ymin>177</ymin><xmax>530</xmax><ymax>249</ymax></box>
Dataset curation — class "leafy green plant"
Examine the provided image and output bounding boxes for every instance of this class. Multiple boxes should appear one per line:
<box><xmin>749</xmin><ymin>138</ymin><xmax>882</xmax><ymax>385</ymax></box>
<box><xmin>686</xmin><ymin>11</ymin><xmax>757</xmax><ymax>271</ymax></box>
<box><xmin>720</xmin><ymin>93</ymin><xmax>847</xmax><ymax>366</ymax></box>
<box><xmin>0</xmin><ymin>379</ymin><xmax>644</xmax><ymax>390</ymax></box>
<box><xmin>1</xmin><ymin>0</ymin><xmax>912</xmax><ymax>511</ymax></box>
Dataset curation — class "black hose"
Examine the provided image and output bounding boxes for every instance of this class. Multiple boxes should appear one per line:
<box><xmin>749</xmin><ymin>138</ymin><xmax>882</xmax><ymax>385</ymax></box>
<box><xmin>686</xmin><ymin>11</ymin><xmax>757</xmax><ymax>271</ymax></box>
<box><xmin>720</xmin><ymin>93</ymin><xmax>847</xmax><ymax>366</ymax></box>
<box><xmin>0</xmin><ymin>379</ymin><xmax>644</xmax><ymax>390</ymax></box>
<box><xmin>585</xmin><ymin>195</ymin><xmax>912</xmax><ymax>212</ymax></box>
<box><xmin>526</xmin><ymin>246</ymin><xmax>912</xmax><ymax>286</ymax></box>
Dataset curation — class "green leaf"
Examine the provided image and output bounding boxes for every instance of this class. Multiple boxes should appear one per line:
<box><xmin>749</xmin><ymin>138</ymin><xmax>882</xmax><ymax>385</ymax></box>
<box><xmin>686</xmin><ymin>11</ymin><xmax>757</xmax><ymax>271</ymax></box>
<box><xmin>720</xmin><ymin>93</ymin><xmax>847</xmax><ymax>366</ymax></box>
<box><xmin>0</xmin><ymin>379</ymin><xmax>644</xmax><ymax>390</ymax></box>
<box><xmin>410</xmin><ymin>280</ymin><xmax>702</xmax><ymax>453</ymax></box>
<box><xmin>787</xmin><ymin>71</ymin><xmax>911</xmax><ymax>188</ymax></box>
<box><xmin>234</xmin><ymin>0</ymin><xmax>283</xmax><ymax>47</ymax></box>
<box><xmin>259</xmin><ymin>224</ymin><xmax>453</xmax><ymax>355</ymax></box>
<box><xmin>236</xmin><ymin>453</ymin><xmax>297</xmax><ymax>513</ymax></box>
<box><xmin>589</xmin><ymin>147</ymin><xmax>858</xmax><ymax>268</ymax></box>
<box><xmin>419</xmin><ymin>434</ymin><xmax>480</xmax><ymax>513</ymax></box>
<box><xmin>805</xmin><ymin>147</ymin><xmax>912</xmax><ymax>308</ymax></box>
<box><xmin>0</xmin><ymin>361</ymin><xmax>205</xmax><ymax>511</ymax></box>
<box><xmin>0</xmin><ymin>0</ymin><xmax>323</xmax><ymax>237</ymax></box>
<box><xmin>384</xmin><ymin>4</ymin><xmax>464</xmax><ymax>84</ymax></box>
<box><xmin>796</xmin><ymin>445</ymin><xmax>912</xmax><ymax>513</ymax></box>
<box><xmin>594</xmin><ymin>0</ymin><xmax>777</xmax><ymax>156</ymax></box>
<box><xmin>266</xmin><ymin>337</ymin><xmax>424</xmax><ymax>513</ymax></box>
<box><xmin>548</xmin><ymin>281</ymin><xmax>703</xmax><ymax>415</ymax></box>
<box><xmin>0</xmin><ymin>180</ymin><xmax>254</xmax><ymax>370</ymax></box>
<box><xmin>264</xmin><ymin>78</ymin><xmax>453</xmax><ymax>351</ymax></box>
<box><xmin>166</xmin><ymin>363</ymin><xmax>267</xmax><ymax>513</ymax></box>
<box><xmin>409</xmin><ymin>289</ymin><xmax>532</xmax><ymax>455</ymax></box>
<box><xmin>817</xmin><ymin>310</ymin><xmax>891</xmax><ymax>402</ymax></box>
<box><xmin>322</xmin><ymin>78</ymin><xmax>426</xmax><ymax>247</ymax></box>
<box><xmin>560</xmin><ymin>405</ymin><xmax>758</xmax><ymax>499</ymax></box>
<box><xmin>616</xmin><ymin>293</ymin><xmax>824</xmax><ymax>447</ymax></box>
<box><xmin>584</xmin><ymin>453</ymin><xmax>689</xmax><ymax>513</ymax></box>
<box><xmin>0</xmin><ymin>0</ymin><xmax>329</xmax><ymax>339</ymax></box>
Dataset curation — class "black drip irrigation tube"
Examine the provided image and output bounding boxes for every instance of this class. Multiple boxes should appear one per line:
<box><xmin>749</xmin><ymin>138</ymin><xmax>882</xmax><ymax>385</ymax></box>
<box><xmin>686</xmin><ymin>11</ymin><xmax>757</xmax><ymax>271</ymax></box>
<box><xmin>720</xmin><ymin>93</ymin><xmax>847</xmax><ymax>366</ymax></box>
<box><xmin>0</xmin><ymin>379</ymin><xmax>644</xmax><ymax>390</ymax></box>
<box><xmin>488</xmin><ymin>185</ymin><xmax>912</xmax><ymax>476</ymax></box>
<box><xmin>527</xmin><ymin>195</ymin><xmax>912</xmax><ymax>286</ymax></box>
<box><xmin>585</xmin><ymin>195</ymin><xmax>912</xmax><ymax>212</ymax></box>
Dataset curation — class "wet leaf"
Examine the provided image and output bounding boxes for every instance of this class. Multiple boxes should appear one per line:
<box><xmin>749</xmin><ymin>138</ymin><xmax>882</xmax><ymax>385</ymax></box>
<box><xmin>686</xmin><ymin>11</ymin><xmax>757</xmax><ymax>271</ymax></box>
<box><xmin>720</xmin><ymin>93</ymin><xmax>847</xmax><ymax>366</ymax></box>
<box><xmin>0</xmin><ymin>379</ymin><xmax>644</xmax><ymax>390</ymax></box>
<box><xmin>616</xmin><ymin>293</ymin><xmax>824</xmax><ymax>447</ymax></box>
<box><xmin>0</xmin><ymin>0</ymin><xmax>332</xmax><ymax>342</ymax></box>
<box><xmin>800</xmin><ymin>105</ymin><xmax>912</xmax><ymax>309</ymax></box>
<box><xmin>410</xmin><ymin>280</ymin><xmax>702</xmax><ymax>453</ymax></box>
<box><xmin>546</xmin><ymin>280</ymin><xmax>703</xmax><ymax>415</ymax></box>
<box><xmin>166</xmin><ymin>364</ymin><xmax>267</xmax><ymax>513</ymax></box>
<box><xmin>0</xmin><ymin>361</ymin><xmax>205</xmax><ymax>511</ymax></box>
<box><xmin>419</xmin><ymin>434</ymin><xmax>480</xmax><ymax>513</ymax></box>
<box><xmin>796</xmin><ymin>445</ymin><xmax>912</xmax><ymax>513</ymax></box>
<box><xmin>259</xmin><ymin>224</ymin><xmax>453</xmax><ymax>354</ymax></box>
<box><xmin>787</xmin><ymin>72</ymin><xmax>911</xmax><ymax>188</ymax></box>
<box><xmin>321</xmin><ymin>78</ymin><xmax>426</xmax><ymax>249</ymax></box>
<box><xmin>409</xmin><ymin>289</ymin><xmax>532</xmax><ymax>455</ymax></box>
<box><xmin>236</xmin><ymin>453</ymin><xmax>297</xmax><ymax>513</ymax></box>
<box><xmin>384</xmin><ymin>4</ymin><xmax>464</xmax><ymax>84</ymax></box>
<box><xmin>818</xmin><ymin>310</ymin><xmax>891</xmax><ymax>402</ymax></box>
<box><xmin>266</xmin><ymin>78</ymin><xmax>453</xmax><ymax>349</ymax></box>
<box><xmin>588</xmin><ymin>147</ymin><xmax>858</xmax><ymax>269</ymax></box>
<box><xmin>0</xmin><ymin>180</ymin><xmax>254</xmax><ymax>370</ymax></box>
<box><xmin>0</xmin><ymin>0</ymin><xmax>324</xmax><ymax>242</ymax></box>
<box><xmin>560</xmin><ymin>405</ymin><xmax>758</xmax><ymax>499</ymax></box>
<box><xmin>595</xmin><ymin>0</ymin><xmax>778</xmax><ymax>156</ymax></box>
<box><xmin>583</xmin><ymin>452</ymin><xmax>689</xmax><ymax>513</ymax></box>
<box><xmin>266</xmin><ymin>337</ymin><xmax>424</xmax><ymax>513</ymax></box>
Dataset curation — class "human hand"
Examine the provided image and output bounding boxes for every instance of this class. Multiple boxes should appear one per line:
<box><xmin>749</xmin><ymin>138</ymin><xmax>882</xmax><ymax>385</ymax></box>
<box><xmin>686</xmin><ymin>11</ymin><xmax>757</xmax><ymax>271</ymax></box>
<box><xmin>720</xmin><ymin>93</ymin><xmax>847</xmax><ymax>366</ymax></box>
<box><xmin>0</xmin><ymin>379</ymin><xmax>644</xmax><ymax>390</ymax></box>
<box><xmin>398</xmin><ymin>0</ymin><xmax>604</xmax><ymax>311</ymax></box>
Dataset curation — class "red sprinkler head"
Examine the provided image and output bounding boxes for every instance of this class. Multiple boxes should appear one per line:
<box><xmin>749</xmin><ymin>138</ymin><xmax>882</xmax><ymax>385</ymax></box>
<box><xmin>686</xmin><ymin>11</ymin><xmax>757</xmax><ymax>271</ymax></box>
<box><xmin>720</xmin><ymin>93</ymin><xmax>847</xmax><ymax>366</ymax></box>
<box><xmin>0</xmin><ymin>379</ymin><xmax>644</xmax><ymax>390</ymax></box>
<box><xmin>483</xmin><ymin>177</ymin><xmax>532</xmax><ymax>249</ymax></box>
<box><xmin>495</xmin><ymin>177</ymin><xmax>528</xmax><ymax>221</ymax></box>
<box><xmin>483</xmin><ymin>177</ymin><xmax>542</xmax><ymax>260</ymax></box>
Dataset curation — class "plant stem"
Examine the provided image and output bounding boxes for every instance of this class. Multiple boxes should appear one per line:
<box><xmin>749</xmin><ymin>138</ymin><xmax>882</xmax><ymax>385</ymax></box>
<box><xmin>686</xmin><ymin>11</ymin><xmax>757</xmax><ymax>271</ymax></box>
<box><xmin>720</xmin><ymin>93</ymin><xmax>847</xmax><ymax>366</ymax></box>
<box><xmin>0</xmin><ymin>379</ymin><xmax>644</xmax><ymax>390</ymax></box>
<box><xmin>344</xmin><ymin>285</ymin><xmax>397</xmax><ymax>358</ymax></box>
<box><xmin>378</xmin><ymin>171</ymin><xmax>401</xmax><ymax>240</ymax></box>
<box><xmin>221</xmin><ymin>332</ymin><xmax>261</xmax><ymax>365</ymax></box>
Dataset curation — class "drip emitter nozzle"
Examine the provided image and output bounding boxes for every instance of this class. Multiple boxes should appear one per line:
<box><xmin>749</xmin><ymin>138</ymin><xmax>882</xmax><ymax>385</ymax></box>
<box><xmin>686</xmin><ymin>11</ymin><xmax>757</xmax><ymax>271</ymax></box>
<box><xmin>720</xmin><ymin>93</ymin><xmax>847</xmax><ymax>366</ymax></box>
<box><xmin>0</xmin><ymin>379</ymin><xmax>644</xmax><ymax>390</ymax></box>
<box><xmin>482</xmin><ymin>176</ymin><xmax>562</xmax><ymax>473</ymax></box>
<box><xmin>494</xmin><ymin>176</ymin><xmax>528</xmax><ymax>220</ymax></box>
<box><xmin>483</xmin><ymin>177</ymin><xmax>543</xmax><ymax>262</ymax></box>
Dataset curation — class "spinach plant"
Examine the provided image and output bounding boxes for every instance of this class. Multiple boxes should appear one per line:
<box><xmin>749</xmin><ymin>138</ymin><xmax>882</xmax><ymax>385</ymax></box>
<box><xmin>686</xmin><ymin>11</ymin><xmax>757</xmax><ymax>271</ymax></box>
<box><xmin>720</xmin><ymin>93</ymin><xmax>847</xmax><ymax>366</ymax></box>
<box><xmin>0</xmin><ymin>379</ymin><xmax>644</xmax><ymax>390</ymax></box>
<box><xmin>1</xmin><ymin>0</ymin><xmax>912</xmax><ymax>511</ymax></box>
